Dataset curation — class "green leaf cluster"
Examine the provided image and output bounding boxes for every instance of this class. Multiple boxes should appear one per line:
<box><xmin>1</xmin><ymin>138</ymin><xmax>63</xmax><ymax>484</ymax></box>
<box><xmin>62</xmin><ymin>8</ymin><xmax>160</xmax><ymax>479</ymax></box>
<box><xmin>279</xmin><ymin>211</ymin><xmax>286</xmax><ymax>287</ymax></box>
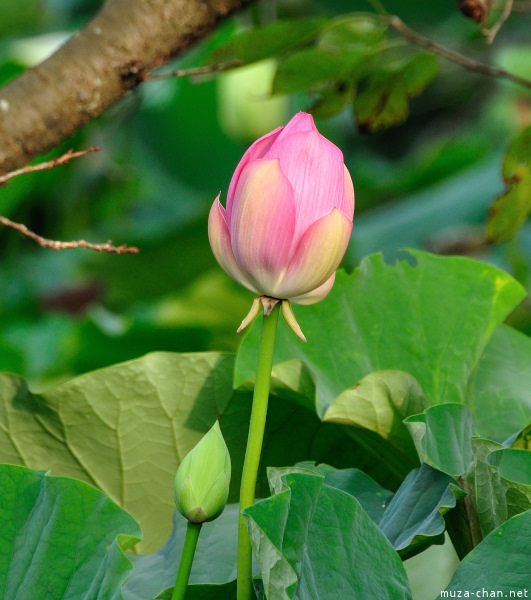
<box><xmin>487</xmin><ymin>125</ymin><xmax>531</xmax><ymax>243</ymax></box>
<box><xmin>0</xmin><ymin>464</ymin><xmax>141</xmax><ymax>600</ymax></box>
<box><xmin>0</xmin><ymin>251</ymin><xmax>530</xmax><ymax>598</ymax></box>
<box><xmin>207</xmin><ymin>15</ymin><xmax>439</xmax><ymax>131</ymax></box>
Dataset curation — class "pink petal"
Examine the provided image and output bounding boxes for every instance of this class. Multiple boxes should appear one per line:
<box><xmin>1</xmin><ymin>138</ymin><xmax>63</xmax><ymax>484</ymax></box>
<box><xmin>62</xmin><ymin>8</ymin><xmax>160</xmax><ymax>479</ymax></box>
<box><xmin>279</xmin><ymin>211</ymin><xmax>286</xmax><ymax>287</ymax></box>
<box><xmin>275</xmin><ymin>112</ymin><xmax>316</xmax><ymax>139</ymax></box>
<box><xmin>208</xmin><ymin>195</ymin><xmax>259</xmax><ymax>294</ymax></box>
<box><xmin>264</xmin><ymin>129</ymin><xmax>345</xmax><ymax>245</ymax></box>
<box><xmin>226</xmin><ymin>126</ymin><xmax>283</xmax><ymax>225</ymax></box>
<box><xmin>276</xmin><ymin>208</ymin><xmax>352</xmax><ymax>299</ymax></box>
<box><xmin>290</xmin><ymin>272</ymin><xmax>336</xmax><ymax>305</ymax></box>
<box><xmin>230</xmin><ymin>159</ymin><xmax>296</xmax><ymax>295</ymax></box>
<box><xmin>342</xmin><ymin>165</ymin><xmax>355</xmax><ymax>220</ymax></box>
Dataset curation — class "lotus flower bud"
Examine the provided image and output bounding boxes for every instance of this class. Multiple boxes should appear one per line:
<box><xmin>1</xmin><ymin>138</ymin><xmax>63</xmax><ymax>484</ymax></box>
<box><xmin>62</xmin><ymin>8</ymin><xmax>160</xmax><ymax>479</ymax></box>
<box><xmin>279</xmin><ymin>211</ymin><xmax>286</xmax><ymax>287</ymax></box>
<box><xmin>174</xmin><ymin>421</ymin><xmax>231</xmax><ymax>524</ymax></box>
<box><xmin>208</xmin><ymin>112</ymin><xmax>354</xmax><ymax>307</ymax></box>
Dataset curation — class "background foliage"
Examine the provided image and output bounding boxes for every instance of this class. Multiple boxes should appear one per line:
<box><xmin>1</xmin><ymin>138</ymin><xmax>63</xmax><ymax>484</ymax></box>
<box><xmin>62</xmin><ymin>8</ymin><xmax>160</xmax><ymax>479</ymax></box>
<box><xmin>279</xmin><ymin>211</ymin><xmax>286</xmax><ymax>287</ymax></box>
<box><xmin>0</xmin><ymin>0</ymin><xmax>530</xmax><ymax>388</ymax></box>
<box><xmin>0</xmin><ymin>1</ymin><xmax>530</xmax><ymax>599</ymax></box>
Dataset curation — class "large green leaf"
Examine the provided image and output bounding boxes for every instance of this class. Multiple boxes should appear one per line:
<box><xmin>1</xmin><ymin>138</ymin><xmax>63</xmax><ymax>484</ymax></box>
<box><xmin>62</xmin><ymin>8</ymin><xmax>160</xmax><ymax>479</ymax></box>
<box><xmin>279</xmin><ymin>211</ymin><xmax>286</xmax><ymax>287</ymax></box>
<box><xmin>353</xmin><ymin>54</ymin><xmax>438</xmax><ymax>132</ymax></box>
<box><xmin>284</xmin><ymin>463</ymin><xmax>463</xmax><ymax>559</ymax></box>
<box><xmin>293</xmin><ymin>462</ymin><xmax>394</xmax><ymax>523</ymax></box>
<box><xmin>353</xmin><ymin>70</ymin><xmax>409</xmax><ymax>133</ymax></box>
<box><xmin>464</xmin><ymin>440</ymin><xmax>531</xmax><ymax>538</ymax></box>
<box><xmin>273</xmin><ymin>47</ymin><xmax>367</xmax><ymax>95</ymax></box>
<box><xmin>323</xmin><ymin>370</ymin><xmax>427</xmax><ymax>474</ymax></box>
<box><xmin>401</xmin><ymin>53</ymin><xmax>439</xmax><ymax>96</ymax></box>
<box><xmin>243</xmin><ymin>471</ymin><xmax>412</xmax><ymax>600</ymax></box>
<box><xmin>404</xmin><ymin>404</ymin><xmax>475</xmax><ymax>477</ymax></box>
<box><xmin>403</xmin><ymin>403</ymin><xmax>531</xmax><ymax>542</ymax></box>
<box><xmin>210</xmin><ymin>19</ymin><xmax>327</xmax><ymax>65</ymax></box>
<box><xmin>271</xmin><ymin>14</ymin><xmax>386</xmax><ymax>111</ymax></box>
<box><xmin>438</xmin><ymin>510</ymin><xmax>531</xmax><ymax>597</ymax></box>
<box><xmin>377</xmin><ymin>463</ymin><xmax>464</xmax><ymax>559</ymax></box>
<box><xmin>308</xmin><ymin>82</ymin><xmax>353</xmax><ymax>119</ymax></box>
<box><xmin>125</xmin><ymin>506</ymin><xmax>239</xmax><ymax>600</ymax></box>
<box><xmin>487</xmin><ymin>125</ymin><xmax>531</xmax><ymax>243</ymax></box>
<box><xmin>488</xmin><ymin>448</ymin><xmax>531</xmax><ymax>484</ymax></box>
<box><xmin>225</xmin><ymin>365</ymin><xmax>401</xmax><ymax>490</ymax></box>
<box><xmin>466</xmin><ymin>324</ymin><xmax>531</xmax><ymax>442</ymax></box>
<box><xmin>0</xmin><ymin>352</ymin><xmax>234</xmax><ymax>553</ymax></box>
<box><xmin>0</xmin><ymin>464</ymin><xmax>141</xmax><ymax>600</ymax></box>
<box><xmin>317</xmin><ymin>15</ymin><xmax>387</xmax><ymax>50</ymax></box>
<box><xmin>235</xmin><ymin>251</ymin><xmax>525</xmax><ymax>417</ymax></box>
<box><xmin>0</xmin><ymin>352</ymin><xmax>368</xmax><ymax>551</ymax></box>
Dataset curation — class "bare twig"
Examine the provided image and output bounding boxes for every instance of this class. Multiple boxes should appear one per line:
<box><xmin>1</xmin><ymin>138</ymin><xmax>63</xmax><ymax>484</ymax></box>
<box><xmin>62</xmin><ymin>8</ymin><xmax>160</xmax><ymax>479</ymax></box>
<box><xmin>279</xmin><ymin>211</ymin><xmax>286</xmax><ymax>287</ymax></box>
<box><xmin>0</xmin><ymin>147</ymin><xmax>101</xmax><ymax>187</ymax></box>
<box><xmin>0</xmin><ymin>146</ymin><xmax>138</xmax><ymax>254</ymax></box>
<box><xmin>144</xmin><ymin>59</ymin><xmax>243</xmax><ymax>81</ymax></box>
<box><xmin>482</xmin><ymin>0</ymin><xmax>514</xmax><ymax>43</ymax></box>
<box><xmin>383</xmin><ymin>14</ymin><xmax>531</xmax><ymax>90</ymax></box>
<box><xmin>0</xmin><ymin>216</ymin><xmax>139</xmax><ymax>254</ymax></box>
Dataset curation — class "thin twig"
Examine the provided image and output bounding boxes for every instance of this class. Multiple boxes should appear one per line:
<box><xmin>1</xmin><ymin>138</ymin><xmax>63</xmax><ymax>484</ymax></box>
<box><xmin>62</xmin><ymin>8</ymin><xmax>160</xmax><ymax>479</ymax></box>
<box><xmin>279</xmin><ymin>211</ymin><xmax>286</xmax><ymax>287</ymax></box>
<box><xmin>144</xmin><ymin>59</ymin><xmax>243</xmax><ymax>81</ymax></box>
<box><xmin>0</xmin><ymin>146</ymin><xmax>138</xmax><ymax>254</ymax></box>
<box><xmin>0</xmin><ymin>216</ymin><xmax>139</xmax><ymax>254</ymax></box>
<box><xmin>383</xmin><ymin>14</ymin><xmax>531</xmax><ymax>90</ymax></box>
<box><xmin>482</xmin><ymin>0</ymin><xmax>514</xmax><ymax>43</ymax></box>
<box><xmin>0</xmin><ymin>147</ymin><xmax>101</xmax><ymax>186</ymax></box>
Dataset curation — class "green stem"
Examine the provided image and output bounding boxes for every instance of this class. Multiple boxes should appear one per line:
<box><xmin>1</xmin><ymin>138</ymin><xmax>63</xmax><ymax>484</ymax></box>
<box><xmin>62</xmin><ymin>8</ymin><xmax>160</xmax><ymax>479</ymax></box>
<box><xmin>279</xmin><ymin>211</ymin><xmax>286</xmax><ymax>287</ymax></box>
<box><xmin>171</xmin><ymin>521</ymin><xmax>202</xmax><ymax>600</ymax></box>
<box><xmin>237</xmin><ymin>302</ymin><xmax>280</xmax><ymax>600</ymax></box>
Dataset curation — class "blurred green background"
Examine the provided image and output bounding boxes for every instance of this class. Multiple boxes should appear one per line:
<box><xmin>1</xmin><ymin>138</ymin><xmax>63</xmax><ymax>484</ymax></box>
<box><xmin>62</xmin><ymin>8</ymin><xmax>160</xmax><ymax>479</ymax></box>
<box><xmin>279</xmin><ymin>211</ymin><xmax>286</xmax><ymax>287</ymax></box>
<box><xmin>0</xmin><ymin>0</ymin><xmax>530</xmax><ymax>388</ymax></box>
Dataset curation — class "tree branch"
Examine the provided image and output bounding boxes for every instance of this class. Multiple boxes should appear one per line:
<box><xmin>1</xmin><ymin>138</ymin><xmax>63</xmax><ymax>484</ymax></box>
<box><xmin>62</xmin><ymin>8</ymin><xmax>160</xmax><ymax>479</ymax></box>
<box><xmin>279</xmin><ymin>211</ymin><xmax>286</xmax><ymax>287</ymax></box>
<box><xmin>0</xmin><ymin>147</ymin><xmax>137</xmax><ymax>253</ymax></box>
<box><xmin>0</xmin><ymin>0</ymin><xmax>254</xmax><ymax>175</ymax></box>
<box><xmin>0</xmin><ymin>215</ymin><xmax>139</xmax><ymax>254</ymax></box>
<box><xmin>0</xmin><ymin>147</ymin><xmax>100</xmax><ymax>186</ymax></box>
<box><xmin>384</xmin><ymin>14</ymin><xmax>531</xmax><ymax>90</ymax></box>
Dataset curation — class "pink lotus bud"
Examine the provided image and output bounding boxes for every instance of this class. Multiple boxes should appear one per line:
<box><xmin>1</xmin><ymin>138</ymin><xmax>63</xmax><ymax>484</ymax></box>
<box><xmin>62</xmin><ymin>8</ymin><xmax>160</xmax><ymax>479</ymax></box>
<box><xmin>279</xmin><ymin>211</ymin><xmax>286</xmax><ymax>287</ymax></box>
<box><xmin>208</xmin><ymin>112</ymin><xmax>354</xmax><ymax>305</ymax></box>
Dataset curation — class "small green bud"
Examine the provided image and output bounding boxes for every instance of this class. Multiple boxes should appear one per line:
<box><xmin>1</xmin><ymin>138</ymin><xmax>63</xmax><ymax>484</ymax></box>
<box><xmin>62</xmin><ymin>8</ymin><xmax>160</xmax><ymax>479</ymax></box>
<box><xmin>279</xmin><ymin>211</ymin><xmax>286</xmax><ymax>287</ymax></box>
<box><xmin>174</xmin><ymin>421</ymin><xmax>231</xmax><ymax>523</ymax></box>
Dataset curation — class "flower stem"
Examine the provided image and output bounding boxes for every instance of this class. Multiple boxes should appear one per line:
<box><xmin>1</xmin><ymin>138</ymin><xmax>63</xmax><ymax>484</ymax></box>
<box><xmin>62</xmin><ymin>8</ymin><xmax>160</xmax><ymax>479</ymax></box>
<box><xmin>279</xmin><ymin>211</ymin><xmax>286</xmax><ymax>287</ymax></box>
<box><xmin>237</xmin><ymin>302</ymin><xmax>280</xmax><ymax>600</ymax></box>
<box><xmin>171</xmin><ymin>521</ymin><xmax>202</xmax><ymax>600</ymax></box>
